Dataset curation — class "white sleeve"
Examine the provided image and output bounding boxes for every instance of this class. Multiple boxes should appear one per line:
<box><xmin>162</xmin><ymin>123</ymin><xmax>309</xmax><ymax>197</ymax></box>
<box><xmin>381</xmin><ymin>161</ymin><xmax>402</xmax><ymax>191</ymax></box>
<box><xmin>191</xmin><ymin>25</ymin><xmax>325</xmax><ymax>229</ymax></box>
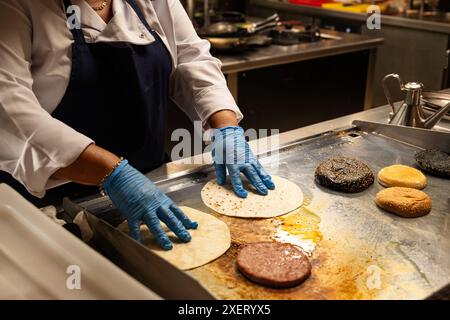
<box><xmin>168</xmin><ymin>0</ymin><xmax>243</xmax><ymax>127</ymax></box>
<box><xmin>0</xmin><ymin>0</ymin><xmax>94</xmax><ymax>198</ymax></box>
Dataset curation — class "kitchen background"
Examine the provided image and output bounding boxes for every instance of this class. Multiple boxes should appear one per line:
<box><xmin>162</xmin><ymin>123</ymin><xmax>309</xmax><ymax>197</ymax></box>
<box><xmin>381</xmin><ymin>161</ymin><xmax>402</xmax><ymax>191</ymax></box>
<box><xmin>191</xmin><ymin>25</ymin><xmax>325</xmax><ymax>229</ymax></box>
<box><xmin>168</xmin><ymin>0</ymin><xmax>450</xmax><ymax>153</ymax></box>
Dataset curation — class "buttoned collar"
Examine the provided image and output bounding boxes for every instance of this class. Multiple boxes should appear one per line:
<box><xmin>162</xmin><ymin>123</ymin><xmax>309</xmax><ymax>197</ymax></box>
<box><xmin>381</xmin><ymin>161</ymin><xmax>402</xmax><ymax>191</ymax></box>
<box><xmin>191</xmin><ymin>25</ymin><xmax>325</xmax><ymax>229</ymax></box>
<box><xmin>71</xmin><ymin>0</ymin><xmax>155</xmax><ymax>44</ymax></box>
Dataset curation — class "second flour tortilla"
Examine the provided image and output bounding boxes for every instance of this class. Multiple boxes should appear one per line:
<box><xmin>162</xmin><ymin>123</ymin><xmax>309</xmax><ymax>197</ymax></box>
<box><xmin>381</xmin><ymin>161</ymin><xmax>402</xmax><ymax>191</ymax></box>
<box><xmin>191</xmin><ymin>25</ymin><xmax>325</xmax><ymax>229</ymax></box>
<box><xmin>118</xmin><ymin>206</ymin><xmax>231</xmax><ymax>270</ymax></box>
<box><xmin>201</xmin><ymin>175</ymin><xmax>304</xmax><ymax>218</ymax></box>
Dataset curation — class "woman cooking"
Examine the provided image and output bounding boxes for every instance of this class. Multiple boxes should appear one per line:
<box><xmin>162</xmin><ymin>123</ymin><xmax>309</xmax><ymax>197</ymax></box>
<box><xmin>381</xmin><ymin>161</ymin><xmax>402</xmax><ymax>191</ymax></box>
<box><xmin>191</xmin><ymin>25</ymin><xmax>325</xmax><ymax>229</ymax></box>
<box><xmin>0</xmin><ymin>0</ymin><xmax>275</xmax><ymax>250</ymax></box>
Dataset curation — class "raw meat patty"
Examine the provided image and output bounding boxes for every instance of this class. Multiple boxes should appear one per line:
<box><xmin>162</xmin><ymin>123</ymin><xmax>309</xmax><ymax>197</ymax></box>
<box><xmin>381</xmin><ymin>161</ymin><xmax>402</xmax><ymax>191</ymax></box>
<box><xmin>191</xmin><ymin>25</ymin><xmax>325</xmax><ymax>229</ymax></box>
<box><xmin>237</xmin><ymin>242</ymin><xmax>311</xmax><ymax>288</ymax></box>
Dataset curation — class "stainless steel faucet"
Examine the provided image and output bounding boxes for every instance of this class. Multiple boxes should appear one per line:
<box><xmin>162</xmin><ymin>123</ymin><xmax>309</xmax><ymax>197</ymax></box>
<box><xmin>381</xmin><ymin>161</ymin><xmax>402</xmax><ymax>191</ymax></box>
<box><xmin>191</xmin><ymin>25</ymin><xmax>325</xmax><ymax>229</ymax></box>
<box><xmin>382</xmin><ymin>73</ymin><xmax>450</xmax><ymax>129</ymax></box>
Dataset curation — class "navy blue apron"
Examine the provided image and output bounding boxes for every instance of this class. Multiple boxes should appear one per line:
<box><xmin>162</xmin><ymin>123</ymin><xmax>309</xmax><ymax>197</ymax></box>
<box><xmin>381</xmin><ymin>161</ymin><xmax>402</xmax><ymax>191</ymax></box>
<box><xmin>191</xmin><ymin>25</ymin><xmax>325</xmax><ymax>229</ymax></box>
<box><xmin>0</xmin><ymin>0</ymin><xmax>172</xmax><ymax>207</ymax></box>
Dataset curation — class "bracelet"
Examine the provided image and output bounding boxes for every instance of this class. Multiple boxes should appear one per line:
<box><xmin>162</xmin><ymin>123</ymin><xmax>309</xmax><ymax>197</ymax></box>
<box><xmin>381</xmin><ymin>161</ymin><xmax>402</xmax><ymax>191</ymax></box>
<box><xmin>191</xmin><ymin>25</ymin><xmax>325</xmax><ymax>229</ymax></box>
<box><xmin>99</xmin><ymin>157</ymin><xmax>124</xmax><ymax>197</ymax></box>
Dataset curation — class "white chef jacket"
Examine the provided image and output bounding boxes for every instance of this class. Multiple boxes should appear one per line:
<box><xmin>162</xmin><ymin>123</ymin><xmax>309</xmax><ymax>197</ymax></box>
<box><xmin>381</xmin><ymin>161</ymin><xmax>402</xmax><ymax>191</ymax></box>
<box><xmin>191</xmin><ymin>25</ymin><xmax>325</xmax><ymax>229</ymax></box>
<box><xmin>0</xmin><ymin>0</ymin><xmax>242</xmax><ymax>198</ymax></box>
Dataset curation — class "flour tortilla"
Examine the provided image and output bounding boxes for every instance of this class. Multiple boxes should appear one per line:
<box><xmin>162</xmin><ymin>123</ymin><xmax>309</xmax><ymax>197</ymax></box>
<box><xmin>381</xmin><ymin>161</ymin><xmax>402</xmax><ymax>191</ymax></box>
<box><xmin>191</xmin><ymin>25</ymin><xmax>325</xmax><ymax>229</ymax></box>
<box><xmin>118</xmin><ymin>206</ymin><xmax>231</xmax><ymax>270</ymax></box>
<box><xmin>201</xmin><ymin>175</ymin><xmax>304</xmax><ymax>218</ymax></box>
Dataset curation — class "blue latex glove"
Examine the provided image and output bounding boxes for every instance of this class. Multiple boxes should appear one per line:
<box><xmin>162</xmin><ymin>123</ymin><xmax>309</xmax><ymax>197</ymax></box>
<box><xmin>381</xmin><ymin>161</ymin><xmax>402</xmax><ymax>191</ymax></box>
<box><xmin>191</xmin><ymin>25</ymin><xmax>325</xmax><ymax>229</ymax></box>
<box><xmin>211</xmin><ymin>126</ymin><xmax>275</xmax><ymax>198</ymax></box>
<box><xmin>103</xmin><ymin>160</ymin><xmax>198</xmax><ymax>250</ymax></box>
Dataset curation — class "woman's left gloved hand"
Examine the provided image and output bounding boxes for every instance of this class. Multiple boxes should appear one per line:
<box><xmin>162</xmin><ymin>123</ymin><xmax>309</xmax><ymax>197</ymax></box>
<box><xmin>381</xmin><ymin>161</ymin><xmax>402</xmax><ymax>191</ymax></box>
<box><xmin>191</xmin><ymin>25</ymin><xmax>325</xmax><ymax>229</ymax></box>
<box><xmin>103</xmin><ymin>159</ymin><xmax>198</xmax><ymax>250</ymax></box>
<box><xmin>211</xmin><ymin>126</ymin><xmax>275</xmax><ymax>198</ymax></box>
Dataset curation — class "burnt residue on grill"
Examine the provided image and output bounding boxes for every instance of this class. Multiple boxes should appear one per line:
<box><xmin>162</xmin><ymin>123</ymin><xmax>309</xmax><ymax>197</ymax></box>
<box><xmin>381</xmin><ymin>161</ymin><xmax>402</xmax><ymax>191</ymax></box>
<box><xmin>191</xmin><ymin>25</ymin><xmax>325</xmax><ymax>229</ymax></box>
<box><xmin>186</xmin><ymin>205</ymin><xmax>385</xmax><ymax>300</ymax></box>
<box><xmin>188</xmin><ymin>237</ymin><xmax>384</xmax><ymax>300</ymax></box>
<box><xmin>175</xmin><ymin>129</ymin><xmax>448</xmax><ymax>299</ymax></box>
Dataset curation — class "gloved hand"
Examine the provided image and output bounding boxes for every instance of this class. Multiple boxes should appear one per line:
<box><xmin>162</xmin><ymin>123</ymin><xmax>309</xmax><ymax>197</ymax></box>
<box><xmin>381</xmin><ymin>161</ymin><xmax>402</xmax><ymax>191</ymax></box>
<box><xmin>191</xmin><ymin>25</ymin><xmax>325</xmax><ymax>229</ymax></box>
<box><xmin>103</xmin><ymin>159</ymin><xmax>198</xmax><ymax>250</ymax></box>
<box><xmin>211</xmin><ymin>126</ymin><xmax>275</xmax><ymax>198</ymax></box>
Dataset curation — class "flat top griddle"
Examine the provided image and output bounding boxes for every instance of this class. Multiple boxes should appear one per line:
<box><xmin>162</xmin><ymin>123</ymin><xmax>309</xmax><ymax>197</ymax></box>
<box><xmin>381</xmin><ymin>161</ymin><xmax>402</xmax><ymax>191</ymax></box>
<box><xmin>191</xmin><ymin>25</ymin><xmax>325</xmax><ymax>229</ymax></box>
<box><xmin>79</xmin><ymin>126</ymin><xmax>450</xmax><ymax>300</ymax></box>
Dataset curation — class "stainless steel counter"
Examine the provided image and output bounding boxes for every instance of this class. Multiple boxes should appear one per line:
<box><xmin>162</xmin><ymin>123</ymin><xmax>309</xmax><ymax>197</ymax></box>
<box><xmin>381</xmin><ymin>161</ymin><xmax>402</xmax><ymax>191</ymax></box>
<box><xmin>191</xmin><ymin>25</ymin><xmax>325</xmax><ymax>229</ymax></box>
<box><xmin>216</xmin><ymin>29</ymin><xmax>383</xmax><ymax>108</ymax></box>
<box><xmin>218</xmin><ymin>29</ymin><xmax>383</xmax><ymax>74</ymax></box>
<box><xmin>79</xmin><ymin>103</ymin><xmax>450</xmax><ymax>300</ymax></box>
<box><xmin>250</xmin><ymin>0</ymin><xmax>450</xmax><ymax>34</ymax></box>
<box><xmin>246</xmin><ymin>1</ymin><xmax>450</xmax><ymax>106</ymax></box>
<box><xmin>155</xmin><ymin>103</ymin><xmax>450</xmax><ymax>299</ymax></box>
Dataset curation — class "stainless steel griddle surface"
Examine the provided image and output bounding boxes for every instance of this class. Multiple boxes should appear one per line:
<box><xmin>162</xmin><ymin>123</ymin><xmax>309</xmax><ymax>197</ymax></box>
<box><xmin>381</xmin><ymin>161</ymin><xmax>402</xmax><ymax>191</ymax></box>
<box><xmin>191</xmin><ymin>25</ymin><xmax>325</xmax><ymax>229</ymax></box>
<box><xmin>81</xmin><ymin>127</ymin><xmax>450</xmax><ymax>299</ymax></box>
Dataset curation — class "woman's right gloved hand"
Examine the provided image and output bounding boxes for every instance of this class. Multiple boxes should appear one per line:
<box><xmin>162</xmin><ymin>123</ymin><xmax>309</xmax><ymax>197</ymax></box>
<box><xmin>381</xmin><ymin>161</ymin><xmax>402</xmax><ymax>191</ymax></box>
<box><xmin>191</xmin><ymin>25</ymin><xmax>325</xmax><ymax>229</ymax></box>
<box><xmin>103</xmin><ymin>159</ymin><xmax>198</xmax><ymax>250</ymax></box>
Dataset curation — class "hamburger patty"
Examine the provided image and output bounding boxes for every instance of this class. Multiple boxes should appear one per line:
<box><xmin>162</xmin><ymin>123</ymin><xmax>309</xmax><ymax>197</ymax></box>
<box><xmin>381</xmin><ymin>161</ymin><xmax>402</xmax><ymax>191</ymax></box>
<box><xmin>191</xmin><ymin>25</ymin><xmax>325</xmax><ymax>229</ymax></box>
<box><xmin>237</xmin><ymin>242</ymin><xmax>311</xmax><ymax>288</ymax></box>
<box><xmin>315</xmin><ymin>156</ymin><xmax>374</xmax><ymax>193</ymax></box>
<box><xmin>415</xmin><ymin>149</ymin><xmax>450</xmax><ymax>179</ymax></box>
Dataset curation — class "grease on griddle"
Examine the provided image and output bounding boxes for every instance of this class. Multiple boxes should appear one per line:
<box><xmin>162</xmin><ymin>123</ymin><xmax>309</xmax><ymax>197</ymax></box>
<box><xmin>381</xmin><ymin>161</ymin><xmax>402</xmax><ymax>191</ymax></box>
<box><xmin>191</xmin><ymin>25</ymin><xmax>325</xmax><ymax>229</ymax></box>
<box><xmin>272</xmin><ymin>206</ymin><xmax>322</xmax><ymax>256</ymax></box>
<box><xmin>415</xmin><ymin>149</ymin><xmax>450</xmax><ymax>179</ymax></box>
<box><xmin>315</xmin><ymin>156</ymin><xmax>374</xmax><ymax>193</ymax></box>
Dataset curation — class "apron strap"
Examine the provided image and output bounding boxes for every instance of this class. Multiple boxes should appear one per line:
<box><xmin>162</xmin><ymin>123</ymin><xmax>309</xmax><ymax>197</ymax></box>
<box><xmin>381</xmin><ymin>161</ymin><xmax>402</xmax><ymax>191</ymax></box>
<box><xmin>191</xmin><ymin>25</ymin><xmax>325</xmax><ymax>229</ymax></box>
<box><xmin>61</xmin><ymin>0</ymin><xmax>86</xmax><ymax>44</ymax></box>
<box><xmin>124</xmin><ymin>0</ymin><xmax>156</xmax><ymax>34</ymax></box>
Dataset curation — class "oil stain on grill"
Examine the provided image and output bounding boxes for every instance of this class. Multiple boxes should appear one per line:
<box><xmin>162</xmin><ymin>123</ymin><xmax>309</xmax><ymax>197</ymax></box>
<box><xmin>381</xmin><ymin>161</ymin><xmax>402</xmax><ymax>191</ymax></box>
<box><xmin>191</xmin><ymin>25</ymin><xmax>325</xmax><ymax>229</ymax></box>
<box><xmin>186</xmin><ymin>201</ymin><xmax>389</xmax><ymax>300</ymax></box>
<box><xmin>272</xmin><ymin>205</ymin><xmax>323</xmax><ymax>256</ymax></box>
